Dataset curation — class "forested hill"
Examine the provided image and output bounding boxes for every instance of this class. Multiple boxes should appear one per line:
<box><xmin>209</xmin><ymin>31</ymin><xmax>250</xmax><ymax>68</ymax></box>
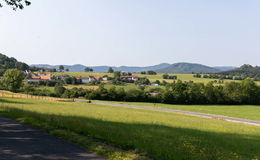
<box><xmin>218</xmin><ymin>64</ymin><xmax>260</xmax><ymax>80</ymax></box>
<box><xmin>0</xmin><ymin>53</ymin><xmax>29</xmax><ymax>75</ymax></box>
<box><xmin>156</xmin><ymin>63</ymin><xmax>220</xmax><ymax>73</ymax></box>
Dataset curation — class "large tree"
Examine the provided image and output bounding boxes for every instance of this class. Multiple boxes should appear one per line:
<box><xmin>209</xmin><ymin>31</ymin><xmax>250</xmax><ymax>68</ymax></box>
<box><xmin>0</xmin><ymin>0</ymin><xmax>31</xmax><ymax>10</ymax></box>
<box><xmin>1</xmin><ymin>69</ymin><xmax>25</xmax><ymax>92</ymax></box>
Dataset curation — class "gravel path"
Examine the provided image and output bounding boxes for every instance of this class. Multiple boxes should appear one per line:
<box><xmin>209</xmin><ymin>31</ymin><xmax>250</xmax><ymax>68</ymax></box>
<box><xmin>75</xmin><ymin>100</ymin><xmax>260</xmax><ymax>126</ymax></box>
<box><xmin>0</xmin><ymin>116</ymin><xmax>106</xmax><ymax>160</ymax></box>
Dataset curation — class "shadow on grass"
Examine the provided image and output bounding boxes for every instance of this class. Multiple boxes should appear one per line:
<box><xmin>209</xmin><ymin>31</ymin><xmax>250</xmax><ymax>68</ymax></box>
<box><xmin>1</xmin><ymin>107</ymin><xmax>260</xmax><ymax>160</ymax></box>
<box><xmin>0</xmin><ymin>98</ymin><xmax>33</xmax><ymax>105</ymax></box>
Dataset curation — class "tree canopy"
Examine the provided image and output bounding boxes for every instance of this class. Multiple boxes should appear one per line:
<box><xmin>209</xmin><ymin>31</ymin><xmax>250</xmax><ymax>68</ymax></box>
<box><xmin>0</xmin><ymin>0</ymin><xmax>31</xmax><ymax>10</ymax></box>
<box><xmin>1</xmin><ymin>69</ymin><xmax>25</xmax><ymax>92</ymax></box>
<box><xmin>0</xmin><ymin>53</ymin><xmax>29</xmax><ymax>76</ymax></box>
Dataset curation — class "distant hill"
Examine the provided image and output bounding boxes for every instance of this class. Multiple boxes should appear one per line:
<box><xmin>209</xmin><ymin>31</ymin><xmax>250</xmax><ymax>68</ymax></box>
<box><xmin>156</xmin><ymin>63</ymin><xmax>220</xmax><ymax>73</ymax></box>
<box><xmin>31</xmin><ymin>63</ymin><xmax>171</xmax><ymax>73</ymax></box>
<box><xmin>218</xmin><ymin>64</ymin><xmax>260</xmax><ymax>80</ymax></box>
<box><xmin>0</xmin><ymin>53</ymin><xmax>29</xmax><ymax>75</ymax></box>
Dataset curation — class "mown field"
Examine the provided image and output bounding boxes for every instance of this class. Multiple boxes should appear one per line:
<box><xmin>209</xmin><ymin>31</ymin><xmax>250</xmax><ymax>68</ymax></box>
<box><xmin>96</xmin><ymin>100</ymin><xmax>260</xmax><ymax>121</ymax></box>
<box><xmin>1</xmin><ymin>97</ymin><xmax>260</xmax><ymax>160</ymax></box>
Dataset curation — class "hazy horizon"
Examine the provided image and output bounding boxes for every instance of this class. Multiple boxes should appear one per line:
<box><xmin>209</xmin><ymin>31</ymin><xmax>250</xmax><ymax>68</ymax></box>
<box><xmin>1</xmin><ymin>0</ymin><xmax>259</xmax><ymax>67</ymax></box>
<box><xmin>30</xmin><ymin>62</ymin><xmax>239</xmax><ymax>68</ymax></box>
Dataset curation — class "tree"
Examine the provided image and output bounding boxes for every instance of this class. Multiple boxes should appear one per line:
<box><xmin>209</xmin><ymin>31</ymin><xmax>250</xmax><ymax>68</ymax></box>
<box><xmin>113</xmin><ymin>71</ymin><xmax>121</xmax><ymax>79</ymax></box>
<box><xmin>59</xmin><ymin>65</ymin><xmax>64</xmax><ymax>72</ymax></box>
<box><xmin>85</xmin><ymin>67</ymin><xmax>93</xmax><ymax>72</ymax></box>
<box><xmin>147</xmin><ymin>70</ymin><xmax>157</xmax><ymax>75</ymax></box>
<box><xmin>1</xmin><ymin>69</ymin><xmax>25</xmax><ymax>92</ymax></box>
<box><xmin>0</xmin><ymin>0</ymin><xmax>31</xmax><ymax>10</ymax></box>
<box><xmin>65</xmin><ymin>69</ymin><xmax>69</xmax><ymax>72</ymax></box>
<box><xmin>54</xmin><ymin>83</ymin><xmax>66</xmax><ymax>96</ymax></box>
<box><xmin>108</xmin><ymin>67</ymin><xmax>114</xmax><ymax>73</ymax></box>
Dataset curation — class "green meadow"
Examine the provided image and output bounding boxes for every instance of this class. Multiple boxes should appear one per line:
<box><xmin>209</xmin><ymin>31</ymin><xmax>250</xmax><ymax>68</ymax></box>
<box><xmin>97</xmin><ymin>100</ymin><xmax>260</xmax><ymax>121</ymax></box>
<box><xmin>1</xmin><ymin>97</ymin><xmax>260</xmax><ymax>160</ymax></box>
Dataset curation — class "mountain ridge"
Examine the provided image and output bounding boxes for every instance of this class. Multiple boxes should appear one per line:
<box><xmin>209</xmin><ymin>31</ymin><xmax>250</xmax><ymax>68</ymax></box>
<box><xmin>32</xmin><ymin>63</ymin><xmax>235</xmax><ymax>73</ymax></box>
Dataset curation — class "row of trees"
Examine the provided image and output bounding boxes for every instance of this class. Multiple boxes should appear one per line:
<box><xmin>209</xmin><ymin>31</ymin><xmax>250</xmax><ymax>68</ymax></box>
<box><xmin>1</xmin><ymin>69</ymin><xmax>260</xmax><ymax>105</ymax></box>
<box><xmin>46</xmin><ymin>78</ymin><xmax>260</xmax><ymax>105</ymax></box>
<box><xmin>83</xmin><ymin>79</ymin><xmax>260</xmax><ymax>105</ymax></box>
<box><xmin>193</xmin><ymin>73</ymin><xmax>246</xmax><ymax>81</ymax></box>
<box><xmin>140</xmin><ymin>71</ymin><xmax>157</xmax><ymax>75</ymax></box>
<box><xmin>162</xmin><ymin>74</ymin><xmax>177</xmax><ymax>80</ymax></box>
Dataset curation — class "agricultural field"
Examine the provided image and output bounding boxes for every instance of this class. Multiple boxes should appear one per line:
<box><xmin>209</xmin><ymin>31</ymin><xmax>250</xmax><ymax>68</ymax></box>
<box><xmin>1</xmin><ymin>97</ymin><xmax>260</xmax><ymax>160</ymax></box>
<box><xmin>96</xmin><ymin>100</ymin><xmax>260</xmax><ymax>121</ymax></box>
<box><xmin>48</xmin><ymin>72</ymin><xmax>260</xmax><ymax>85</ymax></box>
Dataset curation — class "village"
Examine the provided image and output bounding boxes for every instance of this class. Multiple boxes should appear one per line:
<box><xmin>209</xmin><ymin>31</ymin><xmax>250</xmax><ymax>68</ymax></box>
<box><xmin>26</xmin><ymin>67</ymin><xmax>142</xmax><ymax>85</ymax></box>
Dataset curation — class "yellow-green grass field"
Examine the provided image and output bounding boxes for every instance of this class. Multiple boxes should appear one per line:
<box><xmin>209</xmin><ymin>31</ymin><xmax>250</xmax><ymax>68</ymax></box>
<box><xmin>1</xmin><ymin>97</ymin><xmax>260</xmax><ymax>160</ymax></box>
<box><xmin>96</xmin><ymin>100</ymin><xmax>260</xmax><ymax>121</ymax></box>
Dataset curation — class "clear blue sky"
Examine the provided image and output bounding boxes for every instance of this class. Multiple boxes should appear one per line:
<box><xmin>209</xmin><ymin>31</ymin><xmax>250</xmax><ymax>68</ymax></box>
<box><xmin>0</xmin><ymin>0</ymin><xmax>259</xmax><ymax>67</ymax></box>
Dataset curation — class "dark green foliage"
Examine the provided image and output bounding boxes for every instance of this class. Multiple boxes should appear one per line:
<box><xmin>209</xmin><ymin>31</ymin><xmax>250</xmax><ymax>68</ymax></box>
<box><xmin>162</xmin><ymin>74</ymin><xmax>177</xmax><ymax>79</ymax></box>
<box><xmin>85</xmin><ymin>79</ymin><xmax>260</xmax><ymax>105</ymax></box>
<box><xmin>147</xmin><ymin>70</ymin><xmax>157</xmax><ymax>75</ymax></box>
<box><xmin>135</xmin><ymin>77</ymin><xmax>150</xmax><ymax>85</ymax></box>
<box><xmin>0</xmin><ymin>0</ymin><xmax>31</xmax><ymax>10</ymax></box>
<box><xmin>108</xmin><ymin>67</ymin><xmax>114</xmax><ymax>73</ymax></box>
<box><xmin>59</xmin><ymin>65</ymin><xmax>64</xmax><ymax>72</ymax></box>
<box><xmin>85</xmin><ymin>67</ymin><xmax>93</xmax><ymax>72</ymax></box>
<box><xmin>1</xmin><ymin>69</ymin><xmax>25</xmax><ymax>92</ymax></box>
<box><xmin>54</xmin><ymin>83</ymin><xmax>66</xmax><ymax>96</ymax></box>
<box><xmin>0</xmin><ymin>53</ymin><xmax>29</xmax><ymax>75</ymax></box>
<box><xmin>219</xmin><ymin>64</ymin><xmax>260</xmax><ymax>81</ymax></box>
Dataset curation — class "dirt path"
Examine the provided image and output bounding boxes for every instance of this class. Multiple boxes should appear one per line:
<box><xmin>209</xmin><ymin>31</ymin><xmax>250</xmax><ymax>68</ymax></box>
<box><xmin>0</xmin><ymin>116</ymin><xmax>106</xmax><ymax>160</ymax></box>
<box><xmin>75</xmin><ymin>100</ymin><xmax>260</xmax><ymax>126</ymax></box>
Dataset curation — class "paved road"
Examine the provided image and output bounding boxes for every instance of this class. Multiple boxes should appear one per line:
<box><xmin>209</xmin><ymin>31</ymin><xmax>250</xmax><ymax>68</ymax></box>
<box><xmin>0</xmin><ymin>116</ymin><xmax>106</xmax><ymax>160</ymax></box>
<box><xmin>75</xmin><ymin>100</ymin><xmax>260</xmax><ymax>126</ymax></box>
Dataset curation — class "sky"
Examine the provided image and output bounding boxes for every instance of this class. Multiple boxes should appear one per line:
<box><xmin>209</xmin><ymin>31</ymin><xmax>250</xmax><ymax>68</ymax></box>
<box><xmin>0</xmin><ymin>0</ymin><xmax>259</xmax><ymax>67</ymax></box>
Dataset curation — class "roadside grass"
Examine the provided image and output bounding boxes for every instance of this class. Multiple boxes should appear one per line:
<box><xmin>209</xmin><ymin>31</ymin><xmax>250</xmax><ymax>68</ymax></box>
<box><xmin>1</xmin><ymin>97</ymin><xmax>260</xmax><ymax>160</ymax></box>
<box><xmin>96</xmin><ymin>100</ymin><xmax>260</xmax><ymax>121</ymax></box>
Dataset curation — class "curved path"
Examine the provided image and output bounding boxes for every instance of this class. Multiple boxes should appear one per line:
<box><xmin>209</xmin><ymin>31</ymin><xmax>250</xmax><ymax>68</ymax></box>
<box><xmin>0</xmin><ymin>116</ymin><xmax>106</xmax><ymax>160</ymax></box>
<box><xmin>75</xmin><ymin>100</ymin><xmax>260</xmax><ymax>127</ymax></box>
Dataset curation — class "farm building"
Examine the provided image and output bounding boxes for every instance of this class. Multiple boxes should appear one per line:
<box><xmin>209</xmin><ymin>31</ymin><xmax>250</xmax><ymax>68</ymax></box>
<box><xmin>27</xmin><ymin>74</ymin><xmax>55</xmax><ymax>82</ymax></box>
<box><xmin>81</xmin><ymin>76</ymin><xmax>98</xmax><ymax>84</ymax></box>
<box><xmin>121</xmin><ymin>75</ymin><xmax>140</xmax><ymax>81</ymax></box>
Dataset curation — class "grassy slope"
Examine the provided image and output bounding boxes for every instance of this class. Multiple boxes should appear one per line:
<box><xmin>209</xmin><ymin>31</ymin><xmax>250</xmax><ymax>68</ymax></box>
<box><xmin>1</xmin><ymin>98</ymin><xmax>260</xmax><ymax>160</ymax></box>
<box><xmin>97</xmin><ymin>101</ymin><xmax>260</xmax><ymax>121</ymax></box>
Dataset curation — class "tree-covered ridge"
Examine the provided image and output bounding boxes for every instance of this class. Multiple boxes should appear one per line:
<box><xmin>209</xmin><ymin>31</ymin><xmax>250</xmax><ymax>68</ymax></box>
<box><xmin>219</xmin><ymin>64</ymin><xmax>260</xmax><ymax>81</ymax></box>
<box><xmin>156</xmin><ymin>63</ymin><xmax>220</xmax><ymax>73</ymax></box>
<box><xmin>0</xmin><ymin>53</ymin><xmax>29</xmax><ymax>75</ymax></box>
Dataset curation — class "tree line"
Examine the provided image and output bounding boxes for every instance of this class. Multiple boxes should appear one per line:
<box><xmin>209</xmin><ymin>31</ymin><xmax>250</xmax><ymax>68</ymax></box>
<box><xmin>1</xmin><ymin>69</ymin><xmax>260</xmax><ymax>105</ymax></box>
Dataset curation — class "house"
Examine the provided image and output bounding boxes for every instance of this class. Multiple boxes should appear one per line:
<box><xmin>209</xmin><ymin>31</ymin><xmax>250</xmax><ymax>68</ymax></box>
<box><xmin>81</xmin><ymin>76</ymin><xmax>97</xmax><ymax>84</ymax></box>
<box><xmin>121</xmin><ymin>75</ymin><xmax>140</xmax><ymax>81</ymax></box>
<box><xmin>150</xmin><ymin>83</ymin><xmax>159</xmax><ymax>86</ymax></box>
<box><xmin>102</xmin><ymin>75</ymin><xmax>109</xmax><ymax>81</ymax></box>
<box><xmin>28</xmin><ymin>74</ymin><xmax>55</xmax><ymax>82</ymax></box>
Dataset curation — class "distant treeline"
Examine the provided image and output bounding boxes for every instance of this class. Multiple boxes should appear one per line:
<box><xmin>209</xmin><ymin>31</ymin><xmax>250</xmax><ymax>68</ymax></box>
<box><xmin>218</xmin><ymin>64</ymin><xmax>260</xmax><ymax>81</ymax></box>
<box><xmin>193</xmin><ymin>73</ymin><xmax>245</xmax><ymax>81</ymax></box>
<box><xmin>21</xmin><ymin>79</ymin><xmax>260</xmax><ymax>105</ymax></box>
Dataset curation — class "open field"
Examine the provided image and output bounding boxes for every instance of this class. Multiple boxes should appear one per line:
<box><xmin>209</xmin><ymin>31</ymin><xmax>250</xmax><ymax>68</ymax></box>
<box><xmin>48</xmin><ymin>72</ymin><xmax>260</xmax><ymax>85</ymax></box>
<box><xmin>1</xmin><ymin>97</ymin><xmax>260</xmax><ymax>160</ymax></box>
<box><xmin>96</xmin><ymin>101</ymin><xmax>260</xmax><ymax>121</ymax></box>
